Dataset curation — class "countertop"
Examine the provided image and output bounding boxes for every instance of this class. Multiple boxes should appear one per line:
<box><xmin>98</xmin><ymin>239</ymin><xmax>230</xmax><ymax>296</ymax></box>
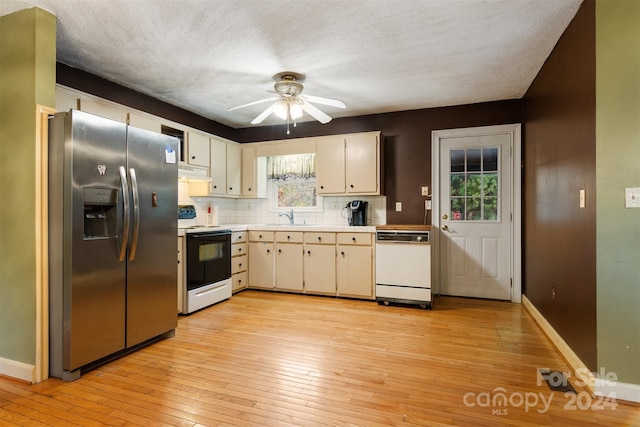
<box><xmin>375</xmin><ymin>224</ymin><xmax>432</xmax><ymax>231</ymax></box>
<box><xmin>179</xmin><ymin>224</ymin><xmax>377</xmax><ymax>236</ymax></box>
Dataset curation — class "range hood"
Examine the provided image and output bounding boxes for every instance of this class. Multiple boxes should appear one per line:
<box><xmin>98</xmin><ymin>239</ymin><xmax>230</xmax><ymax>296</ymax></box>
<box><xmin>178</xmin><ymin>164</ymin><xmax>211</xmax><ymax>182</ymax></box>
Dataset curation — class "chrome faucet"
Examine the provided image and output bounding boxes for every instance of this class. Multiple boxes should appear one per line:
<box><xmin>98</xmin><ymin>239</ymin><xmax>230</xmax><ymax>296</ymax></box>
<box><xmin>279</xmin><ymin>209</ymin><xmax>294</xmax><ymax>225</ymax></box>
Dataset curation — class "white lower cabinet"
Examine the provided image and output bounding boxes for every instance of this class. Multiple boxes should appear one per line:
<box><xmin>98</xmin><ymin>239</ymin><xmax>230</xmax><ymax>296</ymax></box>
<box><xmin>247</xmin><ymin>229</ymin><xmax>374</xmax><ymax>299</ymax></box>
<box><xmin>303</xmin><ymin>233</ymin><xmax>336</xmax><ymax>295</ymax></box>
<box><xmin>336</xmin><ymin>233</ymin><xmax>374</xmax><ymax>299</ymax></box>
<box><xmin>248</xmin><ymin>231</ymin><xmax>275</xmax><ymax>289</ymax></box>
<box><xmin>231</xmin><ymin>231</ymin><xmax>248</xmax><ymax>293</ymax></box>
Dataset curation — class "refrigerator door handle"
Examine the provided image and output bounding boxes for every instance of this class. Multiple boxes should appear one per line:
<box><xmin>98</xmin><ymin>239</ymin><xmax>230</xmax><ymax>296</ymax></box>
<box><xmin>129</xmin><ymin>167</ymin><xmax>140</xmax><ymax>261</ymax></box>
<box><xmin>118</xmin><ymin>166</ymin><xmax>130</xmax><ymax>262</ymax></box>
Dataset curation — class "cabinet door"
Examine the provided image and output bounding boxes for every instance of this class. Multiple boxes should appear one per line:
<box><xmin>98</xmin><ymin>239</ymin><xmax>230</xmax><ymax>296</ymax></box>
<box><xmin>210</xmin><ymin>137</ymin><xmax>227</xmax><ymax>195</ymax></box>
<box><xmin>337</xmin><ymin>245</ymin><xmax>373</xmax><ymax>298</ymax></box>
<box><xmin>345</xmin><ymin>134</ymin><xmax>378</xmax><ymax>193</ymax></box>
<box><xmin>78</xmin><ymin>97</ymin><xmax>125</xmax><ymax>122</ymax></box>
<box><xmin>128</xmin><ymin>112</ymin><xmax>161</xmax><ymax>133</ymax></box>
<box><xmin>226</xmin><ymin>143</ymin><xmax>242</xmax><ymax>196</ymax></box>
<box><xmin>303</xmin><ymin>244</ymin><xmax>336</xmax><ymax>294</ymax></box>
<box><xmin>187</xmin><ymin>132</ymin><xmax>210</xmax><ymax>167</ymax></box>
<box><xmin>242</xmin><ymin>145</ymin><xmax>256</xmax><ymax>196</ymax></box>
<box><xmin>56</xmin><ymin>86</ymin><xmax>78</xmax><ymax>112</ymax></box>
<box><xmin>275</xmin><ymin>243</ymin><xmax>303</xmax><ymax>291</ymax></box>
<box><xmin>248</xmin><ymin>242</ymin><xmax>274</xmax><ymax>288</ymax></box>
<box><xmin>316</xmin><ymin>136</ymin><xmax>345</xmax><ymax>194</ymax></box>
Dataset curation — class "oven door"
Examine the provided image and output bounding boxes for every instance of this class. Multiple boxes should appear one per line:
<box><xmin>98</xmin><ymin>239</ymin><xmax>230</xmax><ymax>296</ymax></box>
<box><xmin>186</xmin><ymin>231</ymin><xmax>231</xmax><ymax>291</ymax></box>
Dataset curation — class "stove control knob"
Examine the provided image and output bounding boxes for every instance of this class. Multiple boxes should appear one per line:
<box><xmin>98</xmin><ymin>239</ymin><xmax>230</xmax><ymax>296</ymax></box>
<box><xmin>416</xmin><ymin>236</ymin><xmax>423</xmax><ymax>242</ymax></box>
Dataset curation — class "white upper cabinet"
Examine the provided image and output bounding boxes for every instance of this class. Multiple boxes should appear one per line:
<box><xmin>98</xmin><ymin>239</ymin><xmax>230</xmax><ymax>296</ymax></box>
<box><xmin>242</xmin><ymin>145</ymin><xmax>267</xmax><ymax>198</ymax></box>
<box><xmin>345</xmin><ymin>133</ymin><xmax>379</xmax><ymax>194</ymax></box>
<box><xmin>128</xmin><ymin>112</ymin><xmax>161</xmax><ymax>133</ymax></box>
<box><xmin>316</xmin><ymin>131</ymin><xmax>382</xmax><ymax>195</ymax></box>
<box><xmin>226</xmin><ymin>142</ymin><xmax>242</xmax><ymax>196</ymax></box>
<box><xmin>209</xmin><ymin>137</ymin><xmax>227</xmax><ymax>195</ymax></box>
<box><xmin>78</xmin><ymin>96</ymin><xmax>126</xmax><ymax>123</ymax></box>
<box><xmin>187</xmin><ymin>131</ymin><xmax>210</xmax><ymax>168</ymax></box>
<box><xmin>316</xmin><ymin>136</ymin><xmax>346</xmax><ymax>194</ymax></box>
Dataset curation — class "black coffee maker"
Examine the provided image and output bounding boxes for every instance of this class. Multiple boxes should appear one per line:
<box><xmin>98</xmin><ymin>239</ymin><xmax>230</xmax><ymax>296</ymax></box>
<box><xmin>347</xmin><ymin>200</ymin><xmax>368</xmax><ymax>226</ymax></box>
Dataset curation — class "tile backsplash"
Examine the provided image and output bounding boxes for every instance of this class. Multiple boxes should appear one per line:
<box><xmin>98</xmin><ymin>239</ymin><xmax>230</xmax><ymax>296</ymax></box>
<box><xmin>178</xmin><ymin>182</ymin><xmax>386</xmax><ymax>226</ymax></box>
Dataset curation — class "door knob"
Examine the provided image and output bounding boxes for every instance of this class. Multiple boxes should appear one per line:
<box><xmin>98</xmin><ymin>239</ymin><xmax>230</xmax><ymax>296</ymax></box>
<box><xmin>442</xmin><ymin>214</ymin><xmax>448</xmax><ymax>220</ymax></box>
<box><xmin>442</xmin><ymin>225</ymin><xmax>449</xmax><ymax>231</ymax></box>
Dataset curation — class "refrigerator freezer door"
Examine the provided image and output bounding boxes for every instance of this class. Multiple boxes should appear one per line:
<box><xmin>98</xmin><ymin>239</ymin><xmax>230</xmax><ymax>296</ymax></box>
<box><xmin>49</xmin><ymin>110</ymin><xmax>128</xmax><ymax>375</ymax></box>
<box><xmin>125</xmin><ymin>126</ymin><xmax>178</xmax><ymax>347</ymax></box>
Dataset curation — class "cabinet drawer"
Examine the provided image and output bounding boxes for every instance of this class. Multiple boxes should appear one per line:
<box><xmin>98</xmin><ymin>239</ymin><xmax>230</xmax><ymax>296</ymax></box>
<box><xmin>232</xmin><ymin>254</ymin><xmax>247</xmax><ymax>274</ymax></box>
<box><xmin>232</xmin><ymin>271</ymin><xmax>248</xmax><ymax>292</ymax></box>
<box><xmin>337</xmin><ymin>233</ymin><xmax>372</xmax><ymax>245</ymax></box>
<box><xmin>249</xmin><ymin>230</ymin><xmax>275</xmax><ymax>242</ymax></box>
<box><xmin>275</xmin><ymin>231</ymin><xmax>303</xmax><ymax>243</ymax></box>
<box><xmin>232</xmin><ymin>242</ymin><xmax>247</xmax><ymax>257</ymax></box>
<box><xmin>232</xmin><ymin>231</ymin><xmax>247</xmax><ymax>244</ymax></box>
<box><xmin>304</xmin><ymin>232</ymin><xmax>336</xmax><ymax>245</ymax></box>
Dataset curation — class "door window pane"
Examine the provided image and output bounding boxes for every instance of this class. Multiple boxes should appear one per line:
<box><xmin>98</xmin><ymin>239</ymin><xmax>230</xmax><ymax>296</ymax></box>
<box><xmin>449</xmin><ymin>147</ymin><xmax>500</xmax><ymax>221</ymax></box>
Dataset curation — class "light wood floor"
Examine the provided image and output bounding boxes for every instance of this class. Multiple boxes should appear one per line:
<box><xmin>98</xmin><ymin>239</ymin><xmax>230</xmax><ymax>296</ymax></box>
<box><xmin>1</xmin><ymin>291</ymin><xmax>638</xmax><ymax>426</ymax></box>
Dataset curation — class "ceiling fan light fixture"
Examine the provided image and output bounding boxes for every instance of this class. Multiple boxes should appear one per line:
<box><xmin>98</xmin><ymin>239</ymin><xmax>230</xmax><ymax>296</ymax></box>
<box><xmin>274</xmin><ymin>100</ymin><xmax>288</xmax><ymax>120</ymax></box>
<box><xmin>290</xmin><ymin>102</ymin><xmax>303</xmax><ymax>120</ymax></box>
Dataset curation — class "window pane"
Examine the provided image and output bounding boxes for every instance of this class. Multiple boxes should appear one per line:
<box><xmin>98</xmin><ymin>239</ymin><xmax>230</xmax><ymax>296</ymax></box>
<box><xmin>451</xmin><ymin>198</ymin><xmax>465</xmax><ymax>221</ymax></box>
<box><xmin>466</xmin><ymin>197</ymin><xmax>481</xmax><ymax>220</ymax></box>
<box><xmin>483</xmin><ymin>173</ymin><xmax>498</xmax><ymax>196</ymax></box>
<box><xmin>467</xmin><ymin>149</ymin><xmax>481</xmax><ymax>172</ymax></box>
<box><xmin>467</xmin><ymin>174</ymin><xmax>482</xmax><ymax>196</ymax></box>
<box><xmin>451</xmin><ymin>150</ymin><xmax>465</xmax><ymax>173</ymax></box>
<box><xmin>484</xmin><ymin>197</ymin><xmax>498</xmax><ymax>220</ymax></box>
<box><xmin>450</xmin><ymin>174</ymin><xmax>465</xmax><ymax>196</ymax></box>
<box><xmin>277</xmin><ymin>180</ymin><xmax>317</xmax><ymax>207</ymax></box>
<box><xmin>483</xmin><ymin>148</ymin><xmax>498</xmax><ymax>171</ymax></box>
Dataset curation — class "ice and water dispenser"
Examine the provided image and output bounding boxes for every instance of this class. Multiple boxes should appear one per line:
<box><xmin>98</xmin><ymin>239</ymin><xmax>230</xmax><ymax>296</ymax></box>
<box><xmin>83</xmin><ymin>187</ymin><xmax>118</xmax><ymax>239</ymax></box>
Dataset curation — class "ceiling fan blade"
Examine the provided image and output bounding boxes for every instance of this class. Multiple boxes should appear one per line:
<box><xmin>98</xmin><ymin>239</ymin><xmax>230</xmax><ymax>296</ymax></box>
<box><xmin>228</xmin><ymin>97</ymin><xmax>279</xmax><ymax>111</ymax></box>
<box><xmin>303</xmin><ymin>94</ymin><xmax>346</xmax><ymax>109</ymax></box>
<box><xmin>251</xmin><ymin>102</ymin><xmax>279</xmax><ymax>124</ymax></box>
<box><xmin>301</xmin><ymin>101</ymin><xmax>332</xmax><ymax>124</ymax></box>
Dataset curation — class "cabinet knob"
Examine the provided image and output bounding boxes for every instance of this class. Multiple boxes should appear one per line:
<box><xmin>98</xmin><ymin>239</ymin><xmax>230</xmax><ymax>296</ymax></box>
<box><xmin>238</xmin><ymin>279</ymin><xmax>242</xmax><ymax>283</ymax></box>
<box><xmin>307</xmin><ymin>250</ymin><xmax>311</xmax><ymax>255</ymax></box>
<box><xmin>239</xmin><ymin>263</ymin><xmax>242</xmax><ymax>267</ymax></box>
<box><xmin>248</xmin><ymin>187</ymin><xmax>252</xmax><ymax>191</ymax></box>
<box><xmin>229</xmin><ymin>187</ymin><xmax>233</xmax><ymax>190</ymax></box>
<box><xmin>191</xmin><ymin>155</ymin><xmax>196</xmax><ymax>160</ymax></box>
<box><xmin>341</xmin><ymin>251</ymin><xmax>345</xmax><ymax>256</ymax></box>
<box><xmin>259</xmin><ymin>234</ymin><xmax>263</xmax><ymax>238</ymax></box>
<box><xmin>317</xmin><ymin>237</ymin><xmax>322</xmax><ymax>241</ymax></box>
<box><xmin>350</xmin><ymin>184</ymin><xmax>354</xmax><ymax>188</ymax></box>
<box><xmin>267</xmin><ymin>249</ymin><xmax>270</xmax><ymax>253</ymax></box>
<box><xmin>320</xmin><ymin>185</ymin><xmax>324</xmax><ymax>189</ymax></box>
<box><xmin>278</xmin><ymin>249</ymin><xmax>282</xmax><ymax>253</ymax></box>
<box><xmin>352</xmin><ymin>237</ymin><xmax>356</xmax><ymax>241</ymax></box>
<box><xmin>213</xmin><ymin>185</ymin><xmax>217</xmax><ymax>189</ymax></box>
<box><xmin>238</xmin><ymin>247</ymin><xmax>242</xmax><ymax>252</ymax></box>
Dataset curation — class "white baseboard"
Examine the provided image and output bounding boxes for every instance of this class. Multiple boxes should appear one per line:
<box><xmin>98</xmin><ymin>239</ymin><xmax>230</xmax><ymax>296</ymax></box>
<box><xmin>522</xmin><ymin>296</ymin><xmax>596</xmax><ymax>394</ymax></box>
<box><xmin>595</xmin><ymin>379</ymin><xmax>640</xmax><ymax>403</ymax></box>
<box><xmin>523</xmin><ymin>296</ymin><xmax>640</xmax><ymax>403</ymax></box>
<box><xmin>0</xmin><ymin>357</ymin><xmax>35</xmax><ymax>383</ymax></box>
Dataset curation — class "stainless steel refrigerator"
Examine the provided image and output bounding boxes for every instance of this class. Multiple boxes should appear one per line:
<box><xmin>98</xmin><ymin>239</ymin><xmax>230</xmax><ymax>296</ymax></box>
<box><xmin>48</xmin><ymin>109</ymin><xmax>178</xmax><ymax>381</ymax></box>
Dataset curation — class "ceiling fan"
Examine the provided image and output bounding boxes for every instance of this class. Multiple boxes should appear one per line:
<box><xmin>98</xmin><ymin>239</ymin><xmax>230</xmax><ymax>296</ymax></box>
<box><xmin>228</xmin><ymin>72</ymin><xmax>346</xmax><ymax>133</ymax></box>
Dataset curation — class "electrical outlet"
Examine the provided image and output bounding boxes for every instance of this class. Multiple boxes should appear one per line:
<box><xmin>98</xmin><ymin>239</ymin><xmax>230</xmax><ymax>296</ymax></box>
<box><xmin>395</xmin><ymin>202</ymin><xmax>402</xmax><ymax>212</ymax></box>
<box><xmin>425</xmin><ymin>200</ymin><xmax>432</xmax><ymax>210</ymax></box>
<box><xmin>421</xmin><ymin>186</ymin><xmax>429</xmax><ymax>196</ymax></box>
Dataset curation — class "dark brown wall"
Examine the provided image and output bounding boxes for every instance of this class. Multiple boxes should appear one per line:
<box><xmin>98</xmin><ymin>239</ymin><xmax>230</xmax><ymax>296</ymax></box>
<box><xmin>56</xmin><ymin>63</ymin><xmax>238</xmax><ymax>141</ymax></box>
<box><xmin>237</xmin><ymin>101</ymin><xmax>522</xmax><ymax>224</ymax></box>
<box><xmin>57</xmin><ymin>63</ymin><xmax>521</xmax><ymax>225</ymax></box>
<box><xmin>522</xmin><ymin>0</ymin><xmax>596</xmax><ymax>369</ymax></box>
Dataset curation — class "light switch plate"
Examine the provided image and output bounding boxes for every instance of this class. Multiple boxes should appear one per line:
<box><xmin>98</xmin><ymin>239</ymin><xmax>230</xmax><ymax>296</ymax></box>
<box><xmin>625</xmin><ymin>187</ymin><xmax>640</xmax><ymax>208</ymax></box>
<box><xmin>579</xmin><ymin>189</ymin><xmax>586</xmax><ymax>208</ymax></box>
<box><xmin>395</xmin><ymin>202</ymin><xmax>402</xmax><ymax>212</ymax></box>
<box><xmin>421</xmin><ymin>186</ymin><xmax>429</xmax><ymax>196</ymax></box>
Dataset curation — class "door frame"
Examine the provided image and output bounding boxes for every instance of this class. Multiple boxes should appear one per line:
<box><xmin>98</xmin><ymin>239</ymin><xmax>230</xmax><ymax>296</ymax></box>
<box><xmin>431</xmin><ymin>124</ymin><xmax>522</xmax><ymax>303</ymax></box>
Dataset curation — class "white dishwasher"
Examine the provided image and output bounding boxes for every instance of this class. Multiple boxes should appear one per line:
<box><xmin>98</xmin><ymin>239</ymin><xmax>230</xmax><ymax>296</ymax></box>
<box><xmin>375</xmin><ymin>227</ymin><xmax>431</xmax><ymax>309</ymax></box>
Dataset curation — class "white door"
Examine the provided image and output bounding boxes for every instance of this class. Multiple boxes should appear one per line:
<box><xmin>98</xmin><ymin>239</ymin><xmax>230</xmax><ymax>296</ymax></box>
<box><xmin>434</xmin><ymin>125</ymin><xmax>520</xmax><ymax>300</ymax></box>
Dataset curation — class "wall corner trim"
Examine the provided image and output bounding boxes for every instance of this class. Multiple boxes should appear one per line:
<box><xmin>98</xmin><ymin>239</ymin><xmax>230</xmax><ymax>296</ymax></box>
<box><xmin>522</xmin><ymin>295</ymin><xmax>595</xmax><ymax>394</ymax></box>
<box><xmin>0</xmin><ymin>357</ymin><xmax>36</xmax><ymax>383</ymax></box>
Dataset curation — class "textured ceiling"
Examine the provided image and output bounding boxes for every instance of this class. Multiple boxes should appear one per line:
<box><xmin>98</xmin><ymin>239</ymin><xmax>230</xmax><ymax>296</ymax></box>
<box><xmin>2</xmin><ymin>0</ymin><xmax>582</xmax><ymax>128</ymax></box>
